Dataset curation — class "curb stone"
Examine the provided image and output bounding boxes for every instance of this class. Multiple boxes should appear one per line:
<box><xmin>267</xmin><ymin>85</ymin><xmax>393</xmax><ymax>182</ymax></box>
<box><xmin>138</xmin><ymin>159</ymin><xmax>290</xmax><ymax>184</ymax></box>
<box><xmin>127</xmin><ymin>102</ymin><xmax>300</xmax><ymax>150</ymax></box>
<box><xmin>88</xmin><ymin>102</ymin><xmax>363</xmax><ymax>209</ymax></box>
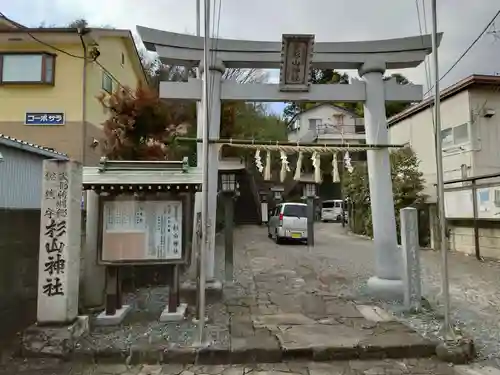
<box><xmin>59</xmin><ymin>340</ymin><xmax>438</xmax><ymax>365</ymax></box>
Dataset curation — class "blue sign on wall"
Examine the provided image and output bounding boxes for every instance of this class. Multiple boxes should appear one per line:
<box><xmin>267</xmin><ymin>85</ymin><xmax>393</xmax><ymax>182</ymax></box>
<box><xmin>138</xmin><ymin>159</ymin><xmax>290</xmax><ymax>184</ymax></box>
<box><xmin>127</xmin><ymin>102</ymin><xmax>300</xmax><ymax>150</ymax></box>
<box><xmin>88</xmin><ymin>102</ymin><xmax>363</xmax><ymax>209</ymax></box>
<box><xmin>25</xmin><ymin>112</ymin><xmax>65</xmax><ymax>125</ymax></box>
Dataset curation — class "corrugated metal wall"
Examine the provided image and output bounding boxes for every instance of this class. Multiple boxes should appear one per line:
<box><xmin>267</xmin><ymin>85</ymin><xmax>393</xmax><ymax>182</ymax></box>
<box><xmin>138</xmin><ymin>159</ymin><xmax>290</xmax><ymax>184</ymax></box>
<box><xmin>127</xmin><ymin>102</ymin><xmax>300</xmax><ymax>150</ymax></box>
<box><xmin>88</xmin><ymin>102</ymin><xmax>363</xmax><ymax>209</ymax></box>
<box><xmin>0</xmin><ymin>145</ymin><xmax>45</xmax><ymax>209</ymax></box>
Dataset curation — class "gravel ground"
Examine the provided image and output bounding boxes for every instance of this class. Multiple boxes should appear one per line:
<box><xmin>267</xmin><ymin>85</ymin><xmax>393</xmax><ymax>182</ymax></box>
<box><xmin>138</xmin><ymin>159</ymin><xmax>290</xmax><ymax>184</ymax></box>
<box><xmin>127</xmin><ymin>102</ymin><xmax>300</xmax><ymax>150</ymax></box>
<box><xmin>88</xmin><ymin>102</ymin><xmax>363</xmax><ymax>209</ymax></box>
<box><xmin>0</xmin><ymin>358</ymin><xmax>456</xmax><ymax>375</ymax></box>
<box><xmin>313</xmin><ymin>223</ymin><xmax>500</xmax><ymax>368</ymax></box>
<box><xmin>76</xmin><ymin>223</ymin><xmax>500</xmax><ymax>366</ymax></box>
<box><xmin>4</xmin><ymin>223</ymin><xmax>498</xmax><ymax>373</ymax></box>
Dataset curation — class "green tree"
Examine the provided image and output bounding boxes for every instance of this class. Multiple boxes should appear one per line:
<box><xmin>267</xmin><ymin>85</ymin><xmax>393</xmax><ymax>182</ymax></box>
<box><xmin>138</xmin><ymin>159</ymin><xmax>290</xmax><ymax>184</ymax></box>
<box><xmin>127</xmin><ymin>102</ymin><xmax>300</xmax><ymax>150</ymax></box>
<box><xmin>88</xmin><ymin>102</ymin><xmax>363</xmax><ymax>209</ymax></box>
<box><xmin>67</xmin><ymin>19</ymin><xmax>88</xmax><ymax>28</ymax></box>
<box><xmin>343</xmin><ymin>146</ymin><xmax>427</xmax><ymax>240</ymax></box>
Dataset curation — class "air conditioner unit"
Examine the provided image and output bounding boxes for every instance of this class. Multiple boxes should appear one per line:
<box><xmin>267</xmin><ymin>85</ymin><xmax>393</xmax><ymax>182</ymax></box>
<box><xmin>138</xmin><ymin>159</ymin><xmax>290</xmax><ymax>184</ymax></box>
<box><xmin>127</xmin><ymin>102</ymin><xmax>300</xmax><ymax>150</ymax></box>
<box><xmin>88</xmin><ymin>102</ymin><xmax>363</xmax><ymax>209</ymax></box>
<box><xmin>483</xmin><ymin>108</ymin><xmax>495</xmax><ymax>118</ymax></box>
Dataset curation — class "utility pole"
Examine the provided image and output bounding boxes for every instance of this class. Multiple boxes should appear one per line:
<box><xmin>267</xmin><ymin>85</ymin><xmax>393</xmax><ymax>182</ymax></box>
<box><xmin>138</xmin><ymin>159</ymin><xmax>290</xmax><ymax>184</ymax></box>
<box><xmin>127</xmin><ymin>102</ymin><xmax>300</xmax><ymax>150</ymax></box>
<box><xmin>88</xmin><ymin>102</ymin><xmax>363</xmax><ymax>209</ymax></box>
<box><xmin>431</xmin><ymin>0</ymin><xmax>454</xmax><ymax>340</ymax></box>
<box><xmin>195</xmin><ymin>0</ymin><xmax>211</xmax><ymax>347</ymax></box>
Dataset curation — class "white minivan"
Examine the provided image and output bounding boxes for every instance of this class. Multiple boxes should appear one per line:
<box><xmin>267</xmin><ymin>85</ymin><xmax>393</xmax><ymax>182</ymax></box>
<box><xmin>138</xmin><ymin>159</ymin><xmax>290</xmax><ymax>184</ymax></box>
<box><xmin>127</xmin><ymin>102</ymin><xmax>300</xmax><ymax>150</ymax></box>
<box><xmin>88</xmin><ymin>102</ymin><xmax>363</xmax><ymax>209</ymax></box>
<box><xmin>321</xmin><ymin>199</ymin><xmax>343</xmax><ymax>222</ymax></box>
<box><xmin>267</xmin><ymin>202</ymin><xmax>308</xmax><ymax>244</ymax></box>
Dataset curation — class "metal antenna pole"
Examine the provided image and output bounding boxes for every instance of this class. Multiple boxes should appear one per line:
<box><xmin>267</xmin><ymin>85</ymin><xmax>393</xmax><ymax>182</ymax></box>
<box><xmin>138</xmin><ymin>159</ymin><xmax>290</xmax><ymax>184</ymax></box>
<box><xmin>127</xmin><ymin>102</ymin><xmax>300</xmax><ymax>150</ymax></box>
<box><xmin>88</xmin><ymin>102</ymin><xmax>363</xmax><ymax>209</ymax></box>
<box><xmin>196</xmin><ymin>0</ymin><xmax>210</xmax><ymax>346</ymax></box>
<box><xmin>431</xmin><ymin>0</ymin><xmax>453</xmax><ymax>340</ymax></box>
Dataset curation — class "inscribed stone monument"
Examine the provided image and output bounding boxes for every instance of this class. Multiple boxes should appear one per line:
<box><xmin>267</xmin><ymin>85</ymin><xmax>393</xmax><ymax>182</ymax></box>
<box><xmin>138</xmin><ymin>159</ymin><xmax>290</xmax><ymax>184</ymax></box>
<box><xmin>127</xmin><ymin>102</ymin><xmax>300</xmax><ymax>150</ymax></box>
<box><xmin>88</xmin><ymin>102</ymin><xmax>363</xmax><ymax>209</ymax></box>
<box><xmin>37</xmin><ymin>160</ymin><xmax>82</xmax><ymax>324</ymax></box>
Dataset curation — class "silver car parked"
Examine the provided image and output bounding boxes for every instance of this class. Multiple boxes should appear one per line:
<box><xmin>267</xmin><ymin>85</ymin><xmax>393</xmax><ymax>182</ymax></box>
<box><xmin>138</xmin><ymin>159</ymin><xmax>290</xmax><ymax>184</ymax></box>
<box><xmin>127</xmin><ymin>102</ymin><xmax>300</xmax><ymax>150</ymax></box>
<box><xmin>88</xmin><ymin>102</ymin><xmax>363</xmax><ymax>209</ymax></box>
<box><xmin>267</xmin><ymin>202</ymin><xmax>308</xmax><ymax>244</ymax></box>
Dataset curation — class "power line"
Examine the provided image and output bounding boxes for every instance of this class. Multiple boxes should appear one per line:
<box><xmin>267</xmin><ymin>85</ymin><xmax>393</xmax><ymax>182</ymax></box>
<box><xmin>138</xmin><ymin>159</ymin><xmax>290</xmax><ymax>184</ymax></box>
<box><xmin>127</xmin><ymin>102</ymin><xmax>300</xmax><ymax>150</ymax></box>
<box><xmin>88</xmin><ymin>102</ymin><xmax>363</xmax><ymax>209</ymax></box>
<box><xmin>415</xmin><ymin>0</ymin><xmax>438</xmax><ymax>138</ymax></box>
<box><xmin>423</xmin><ymin>9</ymin><xmax>500</xmax><ymax>97</ymax></box>
<box><xmin>416</xmin><ymin>0</ymin><xmax>432</xmax><ymax>94</ymax></box>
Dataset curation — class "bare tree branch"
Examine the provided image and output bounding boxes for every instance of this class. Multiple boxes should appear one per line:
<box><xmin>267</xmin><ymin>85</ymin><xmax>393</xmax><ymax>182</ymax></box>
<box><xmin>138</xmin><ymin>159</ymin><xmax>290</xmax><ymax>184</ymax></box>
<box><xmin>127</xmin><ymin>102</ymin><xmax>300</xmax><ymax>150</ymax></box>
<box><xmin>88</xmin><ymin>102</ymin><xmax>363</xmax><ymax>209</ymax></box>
<box><xmin>222</xmin><ymin>68</ymin><xmax>268</xmax><ymax>83</ymax></box>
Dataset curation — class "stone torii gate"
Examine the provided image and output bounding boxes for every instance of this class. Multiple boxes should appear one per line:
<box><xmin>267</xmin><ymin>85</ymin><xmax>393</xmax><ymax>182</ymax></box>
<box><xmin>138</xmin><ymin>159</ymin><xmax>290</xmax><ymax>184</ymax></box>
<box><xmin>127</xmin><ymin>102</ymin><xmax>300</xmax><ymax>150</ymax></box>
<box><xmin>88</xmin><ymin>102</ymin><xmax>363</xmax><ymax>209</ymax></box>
<box><xmin>137</xmin><ymin>26</ymin><xmax>441</xmax><ymax>297</ymax></box>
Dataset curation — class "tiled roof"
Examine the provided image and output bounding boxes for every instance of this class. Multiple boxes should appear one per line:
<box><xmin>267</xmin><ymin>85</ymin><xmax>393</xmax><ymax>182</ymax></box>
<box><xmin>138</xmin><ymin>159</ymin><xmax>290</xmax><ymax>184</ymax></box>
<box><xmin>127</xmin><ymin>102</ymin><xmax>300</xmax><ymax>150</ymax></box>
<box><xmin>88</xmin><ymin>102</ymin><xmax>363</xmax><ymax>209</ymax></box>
<box><xmin>0</xmin><ymin>134</ymin><xmax>68</xmax><ymax>160</ymax></box>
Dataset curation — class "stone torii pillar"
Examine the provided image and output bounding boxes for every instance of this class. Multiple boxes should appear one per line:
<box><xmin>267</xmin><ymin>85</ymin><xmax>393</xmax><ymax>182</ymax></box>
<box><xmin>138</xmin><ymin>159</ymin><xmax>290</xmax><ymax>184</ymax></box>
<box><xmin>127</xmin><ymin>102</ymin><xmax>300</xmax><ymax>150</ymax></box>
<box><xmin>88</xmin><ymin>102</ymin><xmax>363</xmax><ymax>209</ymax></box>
<box><xmin>359</xmin><ymin>60</ymin><xmax>402</xmax><ymax>297</ymax></box>
<box><xmin>194</xmin><ymin>59</ymin><xmax>225</xmax><ymax>282</ymax></box>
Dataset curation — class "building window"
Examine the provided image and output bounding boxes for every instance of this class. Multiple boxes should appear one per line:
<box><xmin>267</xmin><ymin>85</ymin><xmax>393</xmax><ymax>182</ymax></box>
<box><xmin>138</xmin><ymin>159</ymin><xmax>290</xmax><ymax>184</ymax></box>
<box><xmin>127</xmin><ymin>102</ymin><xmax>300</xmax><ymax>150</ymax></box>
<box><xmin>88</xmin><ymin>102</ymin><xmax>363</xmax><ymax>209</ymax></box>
<box><xmin>102</xmin><ymin>72</ymin><xmax>113</xmax><ymax>93</ymax></box>
<box><xmin>309</xmin><ymin>118</ymin><xmax>322</xmax><ymax>130</ymax></box>
<box><xmin>333</xmin><ymin>113</ymin><xmax>344</xmax><ymax>126</ymax></box>
<box><xmin>454</xmin><ymin>123</ymin><xmax>469</xmax><ymax>144</ymax></box>
<box><xmin>0</xmin><ymin>53</ymin><xmax>55</xmax><ymax>85</ymax></box>
<box><xmin>494</xmin><ymin>189</ymin><xmax>500</xmax><ymax>207</ymax></box>
<box><xmin>441</xmin><ymin>123</ymin><xmax>470</xmax><ymax>148</ymax></box>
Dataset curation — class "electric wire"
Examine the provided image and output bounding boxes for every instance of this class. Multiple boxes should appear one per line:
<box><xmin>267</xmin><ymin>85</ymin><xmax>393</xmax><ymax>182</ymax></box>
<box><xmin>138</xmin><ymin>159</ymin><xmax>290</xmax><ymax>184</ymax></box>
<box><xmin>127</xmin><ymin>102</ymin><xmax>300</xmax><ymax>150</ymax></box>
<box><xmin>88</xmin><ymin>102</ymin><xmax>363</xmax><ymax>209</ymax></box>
<box><xmin>423</xmin><ymin>9</ymin><xmax>500</xmax><ymax>97</ymax></box>
<box><xmin>416</xmin><ymin>0</ymin><xmax>433</xmax><ymax>95</ymax></box>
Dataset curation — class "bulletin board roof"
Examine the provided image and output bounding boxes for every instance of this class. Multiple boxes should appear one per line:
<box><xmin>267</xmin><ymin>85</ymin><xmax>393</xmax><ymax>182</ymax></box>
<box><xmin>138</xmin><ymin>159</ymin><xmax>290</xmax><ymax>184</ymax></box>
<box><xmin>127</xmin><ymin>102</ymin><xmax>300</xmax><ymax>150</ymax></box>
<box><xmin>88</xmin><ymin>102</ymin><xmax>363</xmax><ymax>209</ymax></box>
<box><xmin>82</xmin><ymin>166</ymin><xmax>202</xmax><ymax>189</ymax></box>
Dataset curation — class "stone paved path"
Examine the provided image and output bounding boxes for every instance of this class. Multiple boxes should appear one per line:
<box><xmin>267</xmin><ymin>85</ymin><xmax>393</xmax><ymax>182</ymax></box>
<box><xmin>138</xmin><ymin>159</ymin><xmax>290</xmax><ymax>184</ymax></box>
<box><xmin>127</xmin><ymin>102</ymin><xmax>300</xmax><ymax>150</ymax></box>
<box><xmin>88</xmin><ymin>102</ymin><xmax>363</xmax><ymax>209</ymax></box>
<box><xmin>0</xmin><ymin>358</ymin><xmax>456</xmax><ymax>374</ymax></box>
<box><xmin>69</xmin><ymin>224</ymin><xmax>433</xmax><ymax>363</ymax></box>
<box><xmin>314</xmin><ymin>223</ymin><xmax>500</xmax><ymax>368</ymax></box>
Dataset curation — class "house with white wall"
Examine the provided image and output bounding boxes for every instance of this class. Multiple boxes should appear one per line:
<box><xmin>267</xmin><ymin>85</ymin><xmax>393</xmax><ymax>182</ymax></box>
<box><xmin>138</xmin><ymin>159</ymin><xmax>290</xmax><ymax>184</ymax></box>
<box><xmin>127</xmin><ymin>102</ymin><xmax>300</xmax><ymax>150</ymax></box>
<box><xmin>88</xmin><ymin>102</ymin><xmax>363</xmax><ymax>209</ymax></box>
<box><xmin>285</xmin><ymin>104</ymin><xmax>366</xmax><ymax>201</ymax></box>
<box><xmin>288</xmin><ymin>103</ymin><xmax>365</xmax><ymax>145</ymax></box>
<box><xmin>388</xmin><ymin>74</ymin><xmax>500</xmax><ymax>259</ymax></box>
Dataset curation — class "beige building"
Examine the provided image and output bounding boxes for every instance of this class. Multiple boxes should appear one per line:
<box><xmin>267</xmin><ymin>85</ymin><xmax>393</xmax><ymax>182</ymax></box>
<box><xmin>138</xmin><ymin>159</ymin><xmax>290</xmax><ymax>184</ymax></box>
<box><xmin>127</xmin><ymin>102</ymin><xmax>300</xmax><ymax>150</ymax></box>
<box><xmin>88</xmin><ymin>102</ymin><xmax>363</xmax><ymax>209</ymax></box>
<box><xmin>0</xmin><ymin>16</ymin><xmax>147</xmax><ymax>165</ymax></box>
<box><xmin>388</xmin><ymin>74</ymin><xmax>500</xmax><ymax>259</ymax></box>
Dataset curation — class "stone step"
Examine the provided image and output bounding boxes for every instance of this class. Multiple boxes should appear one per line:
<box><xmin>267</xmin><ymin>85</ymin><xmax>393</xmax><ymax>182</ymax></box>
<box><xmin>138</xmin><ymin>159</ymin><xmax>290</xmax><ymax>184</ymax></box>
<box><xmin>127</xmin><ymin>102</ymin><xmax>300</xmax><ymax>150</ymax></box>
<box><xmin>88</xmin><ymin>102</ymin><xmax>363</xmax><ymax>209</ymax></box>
<box><xmin>66</xmin><ymin>335</ymin><xmax>437</xmax><ymax>365</ymax></box>
<box><xmin>45</xmin><ymin>313</ymin><xmax>438</xmax><ymax>365</ymax></box>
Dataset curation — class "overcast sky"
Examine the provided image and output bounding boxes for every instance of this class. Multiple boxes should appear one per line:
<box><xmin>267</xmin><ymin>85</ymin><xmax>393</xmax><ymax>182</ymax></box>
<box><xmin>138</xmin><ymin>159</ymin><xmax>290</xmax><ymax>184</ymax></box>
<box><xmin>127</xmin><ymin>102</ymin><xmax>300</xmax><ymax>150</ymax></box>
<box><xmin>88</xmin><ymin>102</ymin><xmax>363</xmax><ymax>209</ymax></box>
<box><xmin>3</xmin><ymin>0</ymin><xmax>500</xmax><ymax>114</ymax></box>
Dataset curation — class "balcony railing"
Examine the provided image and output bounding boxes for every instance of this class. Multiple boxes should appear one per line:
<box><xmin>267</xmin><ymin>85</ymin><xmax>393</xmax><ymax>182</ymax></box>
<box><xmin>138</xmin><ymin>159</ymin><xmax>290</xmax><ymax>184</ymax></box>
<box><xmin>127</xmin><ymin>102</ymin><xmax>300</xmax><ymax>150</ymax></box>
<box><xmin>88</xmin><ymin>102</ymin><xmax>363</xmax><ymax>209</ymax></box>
<box><xmin>315</xmin><ymin>123</ymin><xmax>365</xmax><ymax>136</ymax></box>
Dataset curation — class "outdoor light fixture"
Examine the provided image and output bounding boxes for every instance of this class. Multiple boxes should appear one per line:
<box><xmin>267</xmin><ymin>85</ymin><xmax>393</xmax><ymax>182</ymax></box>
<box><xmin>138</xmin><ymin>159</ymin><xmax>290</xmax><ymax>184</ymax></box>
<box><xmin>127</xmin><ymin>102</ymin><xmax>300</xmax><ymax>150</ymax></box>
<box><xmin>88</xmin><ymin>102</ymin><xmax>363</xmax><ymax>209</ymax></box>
<box><xmin>0</xmin><ymin>151</ymin><xmax>4</xmax><ymax>163</ymax></box>
<box><xmin>259</xmin><ymin>191</ymin><xmax>268</xmax><ymax>202</ymax></box>
<box><xmin>220</xmin><ymin>172</ymin><xmax>236</xmax><ymax>193</ymax></box>
<box><xmin>303</xmin><ymin>182</ymin><xmax>316</xmax><ymax>197</ymax></box>
<box><xmin>271</xmin><ymin>186</ymin><xmax>284</xmax><ymax>201</ymax></box>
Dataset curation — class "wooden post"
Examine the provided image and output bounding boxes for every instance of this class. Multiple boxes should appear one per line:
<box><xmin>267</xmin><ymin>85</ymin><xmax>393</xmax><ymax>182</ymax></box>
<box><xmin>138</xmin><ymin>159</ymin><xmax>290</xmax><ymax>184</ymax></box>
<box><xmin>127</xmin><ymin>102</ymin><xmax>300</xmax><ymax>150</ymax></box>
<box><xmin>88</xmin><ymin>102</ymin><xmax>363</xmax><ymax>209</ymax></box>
<box><xmin>224</xmin><ymin>193</ymin><xmax>234</xmax><ymax>282</ymax></box>
<box><xmin>173</xmin><ymin>264</ymin><xmax>180</xmax><ymax>308</ymax></box>
<box><xmin>307</xmin><ymin>196</ymin><xmax>315</xmax><ymax>247</ymax></box>
<box><xmin>471</xmin><ymin>180</ymin><xmax>482</xmax><ymax>260</ymax></box>
<box><xmin>168</xmin><ymin>265</ymin><xmax>177</xmax><ymax>313</ymax></box>
<box><xmin>105</xmin><ymin>266</ymin><xmax>117</xmax><ymax>316</ymax></box>
<box><xmin>115</xmin><ymin>267</ymin><xmax>122</xmax><ymax>310</ymax></box>
<box><xmin>185</xmin><ymin>193</ymin><xmax>193</xmax><ymax>266</ymax></box>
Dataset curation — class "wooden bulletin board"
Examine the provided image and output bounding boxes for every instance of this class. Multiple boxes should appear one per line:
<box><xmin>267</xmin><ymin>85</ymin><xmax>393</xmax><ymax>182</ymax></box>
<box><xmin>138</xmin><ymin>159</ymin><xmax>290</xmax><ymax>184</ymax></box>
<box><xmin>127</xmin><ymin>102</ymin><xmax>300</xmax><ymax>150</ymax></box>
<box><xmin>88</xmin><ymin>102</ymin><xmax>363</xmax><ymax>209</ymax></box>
<box><xmin>97</xmin><ymin>193</ymin><xmax>188</xmax><ymax>265</ymax></box>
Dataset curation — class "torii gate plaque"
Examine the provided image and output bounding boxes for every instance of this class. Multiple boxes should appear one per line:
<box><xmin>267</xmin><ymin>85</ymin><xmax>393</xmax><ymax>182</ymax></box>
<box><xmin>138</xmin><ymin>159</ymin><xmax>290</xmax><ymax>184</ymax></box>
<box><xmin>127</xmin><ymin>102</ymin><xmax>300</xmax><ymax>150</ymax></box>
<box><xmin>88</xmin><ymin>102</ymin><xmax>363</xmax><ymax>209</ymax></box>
<box><xmin>136</xmin><ymin>25</ymin><xmax>442</xmax><ymax>299</ymax></box>
<box><xmin>279</xmin><ymin>34</ymin><xmax>314</xmax><ymax>92</ymax></box>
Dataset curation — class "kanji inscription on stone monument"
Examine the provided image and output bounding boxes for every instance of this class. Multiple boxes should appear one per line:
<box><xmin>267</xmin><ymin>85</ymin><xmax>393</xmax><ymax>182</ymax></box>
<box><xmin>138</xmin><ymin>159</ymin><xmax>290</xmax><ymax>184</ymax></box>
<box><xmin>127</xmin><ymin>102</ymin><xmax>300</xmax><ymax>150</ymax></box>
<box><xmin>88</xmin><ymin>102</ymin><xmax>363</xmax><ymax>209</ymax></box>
<box><xmin>37</xmin><ymin>160</ymin><xmax>82</xmax><ymax>324</ymax></box>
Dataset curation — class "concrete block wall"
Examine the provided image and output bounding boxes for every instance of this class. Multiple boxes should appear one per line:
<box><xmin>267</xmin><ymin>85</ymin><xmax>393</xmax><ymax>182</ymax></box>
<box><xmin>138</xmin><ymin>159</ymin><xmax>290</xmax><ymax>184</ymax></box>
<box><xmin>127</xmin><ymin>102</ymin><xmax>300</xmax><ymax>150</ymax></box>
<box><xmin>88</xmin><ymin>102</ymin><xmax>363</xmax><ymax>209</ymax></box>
<box><xmin>0</xmin><ymin>209</ymin><xmax>40</xmax><ymax>348</ymax></box>
<box><xmin>449</xmin><ymin>224</ymin><xmax>500</xmax><ymax>259</ymax></box>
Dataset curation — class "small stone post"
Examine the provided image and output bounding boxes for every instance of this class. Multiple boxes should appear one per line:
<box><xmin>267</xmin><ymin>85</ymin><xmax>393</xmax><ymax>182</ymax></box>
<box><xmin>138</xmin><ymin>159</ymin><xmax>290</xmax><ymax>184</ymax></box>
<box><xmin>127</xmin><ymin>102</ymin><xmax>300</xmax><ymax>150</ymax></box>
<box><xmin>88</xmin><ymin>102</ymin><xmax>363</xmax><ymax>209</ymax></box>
<box><xmin>400</xmin><ymin>207</ymin><xmax>422</xmax><ymax>311</ymax></box>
